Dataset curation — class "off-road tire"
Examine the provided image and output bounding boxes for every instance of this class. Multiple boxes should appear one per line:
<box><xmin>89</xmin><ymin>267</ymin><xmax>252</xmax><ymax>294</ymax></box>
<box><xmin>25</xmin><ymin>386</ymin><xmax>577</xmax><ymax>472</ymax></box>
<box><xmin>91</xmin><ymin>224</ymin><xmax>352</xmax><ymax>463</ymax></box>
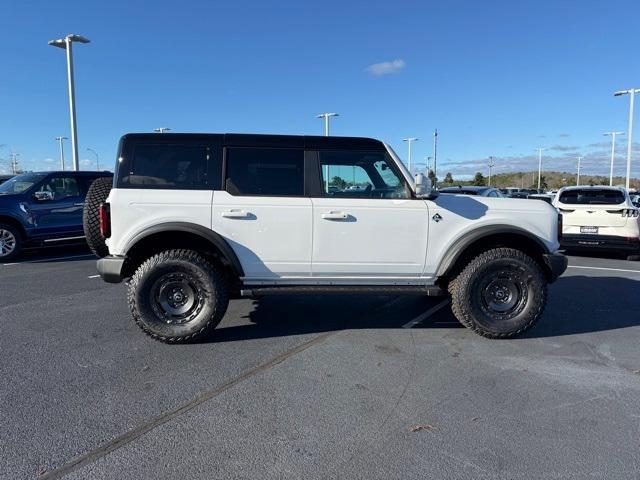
<box><xmin>0</xmin><ymin>223</ymin><xmax>21</xmax><ymax>262</ymax></box>
<box><xmin>127</xmin><ymin>249</ymin><xmax>229</xmax><ymax>343</ymax></box>
<box><xmin>448</xmin><ymin>248</ymin><xmax>547</xmax><ymax>339</ymax></box>
<box><xmin>83</xmin><ymin>176</ymin><xmax>113</xmax><ymax>258</ymax></box>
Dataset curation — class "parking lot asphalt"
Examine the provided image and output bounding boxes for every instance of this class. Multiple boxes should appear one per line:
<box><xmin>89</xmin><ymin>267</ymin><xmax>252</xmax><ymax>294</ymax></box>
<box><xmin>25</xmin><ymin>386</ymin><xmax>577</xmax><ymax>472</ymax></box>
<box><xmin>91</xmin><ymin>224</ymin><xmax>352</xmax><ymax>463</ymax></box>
<box><xmin>2</xmin><ymin>248</ymin><xmax>640</xmax><ymax>480</ymax></box>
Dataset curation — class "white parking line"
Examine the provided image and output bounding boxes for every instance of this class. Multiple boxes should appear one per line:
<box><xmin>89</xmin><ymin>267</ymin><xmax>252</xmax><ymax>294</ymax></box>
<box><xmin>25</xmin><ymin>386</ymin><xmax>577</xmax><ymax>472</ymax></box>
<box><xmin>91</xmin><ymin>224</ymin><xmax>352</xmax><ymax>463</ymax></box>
<box><xmin>402</xmin><ymin>299</ymin><xmax>450</xmax><ymax>328</ymax></box>
<box><xmin>88</xmin><ymin>275</ymin><xmax>100</xmax><ymax>279</ymax></box>
<box><xmin>1</xmin><ymin>254</ymin><xmax>94</xmax><ymax>266</ymax></box>
<box><xmin>568</xmin><ymin>265</ymin><xmax>640</xmax><ymax>274</ymax></box>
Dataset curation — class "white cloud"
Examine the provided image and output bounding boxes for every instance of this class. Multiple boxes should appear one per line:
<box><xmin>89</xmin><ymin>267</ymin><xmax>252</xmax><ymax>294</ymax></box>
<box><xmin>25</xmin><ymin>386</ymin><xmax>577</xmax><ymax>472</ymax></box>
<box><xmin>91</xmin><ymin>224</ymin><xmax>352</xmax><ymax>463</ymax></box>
<box><xmin>366</xmin><ymin>59</ymin><xmax>406</xmax><ymax>76</ymax></box>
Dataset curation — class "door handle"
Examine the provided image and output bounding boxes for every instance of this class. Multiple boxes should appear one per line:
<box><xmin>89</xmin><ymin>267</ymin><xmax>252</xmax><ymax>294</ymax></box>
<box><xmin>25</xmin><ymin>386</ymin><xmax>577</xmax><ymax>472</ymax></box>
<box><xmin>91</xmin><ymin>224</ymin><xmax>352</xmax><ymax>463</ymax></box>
<box><xmin>221</xmin><ymin>209</ymin><xmax>250</xmax><ymax>219</ymax></box>
<box><xmin>321</xmin><ymin>211</ymin><xmax>348</xmax><ymax>220</ymax></box>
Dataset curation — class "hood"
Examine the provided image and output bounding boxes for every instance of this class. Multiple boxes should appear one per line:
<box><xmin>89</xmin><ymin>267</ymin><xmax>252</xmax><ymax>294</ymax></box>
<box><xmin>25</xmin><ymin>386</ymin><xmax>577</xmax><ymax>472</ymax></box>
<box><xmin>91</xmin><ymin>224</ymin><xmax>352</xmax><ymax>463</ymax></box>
<box><xmin>0</xmin><ymin>193</ymin><xmax>24</xmax><ymax>205</ymax></box>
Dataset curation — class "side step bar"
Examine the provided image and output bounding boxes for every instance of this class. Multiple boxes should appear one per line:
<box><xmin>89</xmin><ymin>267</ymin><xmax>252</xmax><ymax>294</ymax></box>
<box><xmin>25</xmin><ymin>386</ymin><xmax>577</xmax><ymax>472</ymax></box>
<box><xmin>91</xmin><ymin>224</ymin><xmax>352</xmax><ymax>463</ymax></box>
<box><xmin>240</xmin><ymin>285</ymin><xmax>444</xmax><ymax>297</ymax></box>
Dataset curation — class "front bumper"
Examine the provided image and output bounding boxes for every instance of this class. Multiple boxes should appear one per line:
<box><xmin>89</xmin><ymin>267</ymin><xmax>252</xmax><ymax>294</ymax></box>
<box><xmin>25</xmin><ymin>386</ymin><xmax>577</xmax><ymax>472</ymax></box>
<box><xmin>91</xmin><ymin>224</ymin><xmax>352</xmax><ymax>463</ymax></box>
<box><xmin>542</xmin><ymin>252</ymin><xmax>568</xmax><ymax>283</ymax></box>
<box><xmin>96</xmin><ymin>255</ymin><xmax>125</xmax><ymax>283</ymax></box>
<box><xmin>560</xmin><ymin>234</ymin><xmax>640</xmax><ymax>253</ymax></box>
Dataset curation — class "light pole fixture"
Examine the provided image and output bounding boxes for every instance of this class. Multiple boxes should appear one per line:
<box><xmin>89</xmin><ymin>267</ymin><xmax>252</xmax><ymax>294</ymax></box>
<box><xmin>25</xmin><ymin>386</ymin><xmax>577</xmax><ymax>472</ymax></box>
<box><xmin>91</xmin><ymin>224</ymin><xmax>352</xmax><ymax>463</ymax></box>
<box><xmin>603</xmin><ymin>131</ymin><xmax>625</xmax><ymax>186</ymax></box>
<box><xmin>48</xmin><ymin>34</ymin><xmax>90</xmax><ymax>172</ymax></box>
<box><xmin>535</xmin><ymin>147</ymin><xmax>546</xmax><ymax>191</ymax></box>
<box><xmin>153</xmin><ymin>127</ymin><xmax>171</xmax><ymax>133</ymax></box>
<box><xmin>55</xmin><ymin>136</ymin><xmax>68</xmax><ymax>171</ymax></box>
<box><xmin>316</xmin><ymin>113</ymin><xmax>339</xmax><ymax>136</ymax></box>
<box><xmin>576</xmin><ymin>156</ymin><xmax>583</xmax><ymax>186</ymax></box>
<box><xmin>488</xmin><ymin>156</ymin><xmax>495</xmax><ymax>186</ymax></box>
<box><xmin>614</xmin><ymin>88</ymin><xmax>640</xmax><ymax>190</ymax></box>
<box><xmin>402</xmin><ymin>137</ymin><xmax>419</xmax><ymax>172</ymax></box>
<box><xmin>87</xmin><ymin>147</ymin><xmax>99</xmax><ymax>170</ymax></box>
<box><xmin>316</xmin><ymin>113</ymin><xmax>339</xmax><ymax>192</ymax></box>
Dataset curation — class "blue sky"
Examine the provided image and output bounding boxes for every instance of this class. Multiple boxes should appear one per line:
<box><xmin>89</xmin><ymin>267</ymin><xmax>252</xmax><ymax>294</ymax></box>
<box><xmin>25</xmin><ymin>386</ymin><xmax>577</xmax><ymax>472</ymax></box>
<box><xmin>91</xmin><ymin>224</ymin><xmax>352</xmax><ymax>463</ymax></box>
<box><xmin>1</xmin><ymin>0</ymin><xmax>640</xmax><ymax>180</ymax></box>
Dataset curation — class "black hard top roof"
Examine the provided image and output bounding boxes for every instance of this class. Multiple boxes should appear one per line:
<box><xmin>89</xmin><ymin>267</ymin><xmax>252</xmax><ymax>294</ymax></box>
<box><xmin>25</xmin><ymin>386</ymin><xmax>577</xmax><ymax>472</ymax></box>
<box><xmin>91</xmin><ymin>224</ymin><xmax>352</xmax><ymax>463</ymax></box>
<box><xmin>119</xmin><ymin>133</ymin><xmax>386</xmax><ymax>150</ymax></box>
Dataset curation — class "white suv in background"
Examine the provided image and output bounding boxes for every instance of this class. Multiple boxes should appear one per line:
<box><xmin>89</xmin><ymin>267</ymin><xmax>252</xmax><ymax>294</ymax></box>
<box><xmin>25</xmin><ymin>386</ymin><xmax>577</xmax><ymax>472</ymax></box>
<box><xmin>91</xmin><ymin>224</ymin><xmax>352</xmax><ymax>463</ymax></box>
<box><xmin>84</xmin><ymin>133</ymin><xmax>567</xmax><ymax>343</ymax></box>
<box><xmin>553</xmin><ymin>186</ymin><xmax>640</xmax><ymax>260</ymax></box>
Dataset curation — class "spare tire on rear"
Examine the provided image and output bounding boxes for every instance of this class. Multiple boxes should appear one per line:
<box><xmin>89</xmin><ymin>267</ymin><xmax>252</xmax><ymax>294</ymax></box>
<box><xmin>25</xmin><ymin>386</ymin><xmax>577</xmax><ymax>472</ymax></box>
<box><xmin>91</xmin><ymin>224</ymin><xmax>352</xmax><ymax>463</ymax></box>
<box><xmin>83</xmin><ymin>177</ymin><xmax>113</xmax><ymax>258</ymax></box>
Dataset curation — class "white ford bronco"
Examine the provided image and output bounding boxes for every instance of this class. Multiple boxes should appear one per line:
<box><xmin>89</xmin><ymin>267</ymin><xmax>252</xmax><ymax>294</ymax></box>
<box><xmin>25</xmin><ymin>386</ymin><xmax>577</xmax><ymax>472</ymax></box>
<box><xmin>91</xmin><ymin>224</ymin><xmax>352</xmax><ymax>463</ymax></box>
<box><xmin>86</xmin><ymin>133</ymin><xmax>567</xmax><ymax>343</ymax></box>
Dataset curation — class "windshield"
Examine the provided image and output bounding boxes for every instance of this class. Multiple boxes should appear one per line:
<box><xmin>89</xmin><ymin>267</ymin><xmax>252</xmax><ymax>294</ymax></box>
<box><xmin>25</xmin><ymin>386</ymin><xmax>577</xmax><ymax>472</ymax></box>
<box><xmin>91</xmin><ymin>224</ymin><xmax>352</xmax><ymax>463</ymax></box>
<box><xmin>0</xmin><ymin>173</ymin><xmax>46</xmax><ymax>194</ymax></box>
<box><xmin>559</xmin><ymin>189</ymin><xmax>625</xmax><ymax>205</ymax></box>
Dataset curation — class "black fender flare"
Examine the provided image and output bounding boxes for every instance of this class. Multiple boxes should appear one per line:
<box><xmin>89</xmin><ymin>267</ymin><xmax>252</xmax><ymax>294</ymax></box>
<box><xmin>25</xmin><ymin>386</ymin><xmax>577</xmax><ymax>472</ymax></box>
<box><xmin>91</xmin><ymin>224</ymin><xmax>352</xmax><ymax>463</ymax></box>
<box><xmin>124</xmin><ymin>222</ymin><xmax>245</xmax><ymax>277</ymax></box>
<box><xmin>435</xmin><ymin>225</ymin><xmax>550</xmax><ymax>278</ymax></box>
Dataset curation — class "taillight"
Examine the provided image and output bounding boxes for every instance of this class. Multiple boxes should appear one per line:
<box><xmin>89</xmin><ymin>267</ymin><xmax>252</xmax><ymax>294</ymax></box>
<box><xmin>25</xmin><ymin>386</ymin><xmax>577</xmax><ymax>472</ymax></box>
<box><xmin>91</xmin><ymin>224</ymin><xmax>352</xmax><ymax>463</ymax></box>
<box><xmin>99</xmin><ymin>203</ymin><xmax>111</xmax><ymax>238</ymax></box>
<box><xmin>557</xmin><ymin>213</ymin><xmax>563</xmax><ymax>241</ymax></box>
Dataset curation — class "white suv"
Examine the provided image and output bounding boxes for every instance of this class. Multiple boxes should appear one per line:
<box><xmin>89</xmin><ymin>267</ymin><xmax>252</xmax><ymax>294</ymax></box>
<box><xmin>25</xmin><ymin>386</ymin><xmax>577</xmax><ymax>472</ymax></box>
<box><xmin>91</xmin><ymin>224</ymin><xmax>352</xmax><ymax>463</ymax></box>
<box><xmin>553</xmin><ymin>186</ymin><xmax>640</xmax><ymax>260</ymax></box>
<box><xmin>87</xmin><ymin>133</ymin><xmax>567</xmax><ymax>342</ymax></box>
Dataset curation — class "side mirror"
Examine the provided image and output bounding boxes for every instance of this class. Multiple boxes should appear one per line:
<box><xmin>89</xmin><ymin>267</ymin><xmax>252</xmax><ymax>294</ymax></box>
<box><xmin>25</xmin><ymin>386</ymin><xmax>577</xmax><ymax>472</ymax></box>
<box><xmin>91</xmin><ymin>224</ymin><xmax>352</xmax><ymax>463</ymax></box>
<box><xmin>34</xmin><ymin>191</ymin><xmax>54</xmax><ymax>201</ymax></box>
<box><xmin>414</xmin><ymin>173</ymin><xmax>432</xmax><ymax>198</ymax></box>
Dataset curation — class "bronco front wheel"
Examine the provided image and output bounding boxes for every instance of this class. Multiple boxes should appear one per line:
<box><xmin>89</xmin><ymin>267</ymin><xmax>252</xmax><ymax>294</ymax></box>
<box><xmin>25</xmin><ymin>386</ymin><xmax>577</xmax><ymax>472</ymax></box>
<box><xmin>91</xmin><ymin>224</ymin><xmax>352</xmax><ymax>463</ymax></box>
<box><xmin>449</xmin><ymin>248</ymin><xmax>547</xmax><ymax>338</ymax></box>
<box><xmin>127</xmin><ymin>249</ymin><xmax>229</xmax><ymax>343</ymax></box>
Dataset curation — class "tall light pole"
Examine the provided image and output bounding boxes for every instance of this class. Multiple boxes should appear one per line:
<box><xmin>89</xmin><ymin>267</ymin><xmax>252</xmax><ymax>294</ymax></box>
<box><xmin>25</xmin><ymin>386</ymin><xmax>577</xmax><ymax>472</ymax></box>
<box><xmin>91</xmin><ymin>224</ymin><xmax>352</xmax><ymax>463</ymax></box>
<box><xmin>433</xmin><ymin>129</ymin><xmax>438</xmax><ymax>187</ymax></box>
<box><xmin>614</xmin><ymin>88</ymin><xmax>640</xmax><ymax>190</ymax></box>
<box><xmin>317</xmin><ymin>113</ymin><xmax>339</xmax><ymax>192</ymax></box>
<box><xmin>153</xmin><ymin>127</ymin><xmax>171</xmax><ymax>133</ymax></box>
<box><xmin>402</xmin><ymin>137</ymin><xmax>419</xmax><ymax>172</ymax></box>
<box><xmin>55</xmin><ymin>136</ymin><xmax>68</xmax><ymax>171</ymax></box>
<box><xmin>576</xmin><ymin>156</ymin><xmax>583</xmax><ymax>186</ymax></box>
<box><xmin>87</xmin><ymin>147</ymin><xmax>99</xmax><ymax>170</ymax></box>
<box><xmin>10</xmin><ymin>152</ymin><xmax>20</xmax><ymax>175</ymax></box>
<box><xmin>488</xmin><ymin>156</ymin><xmax>495</xmax><ymax>186</ymax></box>
<box><xmin>316</xmin><ymin>113</ymin><xmax>339</xmax><ymax>136</ymax></box>
<box><xmin>604</xmin><ymin>131</ymin><xmax>624</xmax><ymax>186</ymax></box>
<box><xmin>535</xmin><ymin>147</ymin><xmax>546</xmax><ymax>191</ymax></box>
<box><xmin>425</xmin><ymin>156</ymin><xmax>432</xmax><ymax>171</ymax></box>
<box><xmin>48</xmin><ymin>34</ymin><xmax>90</xmax><ymax>172</ymax></box>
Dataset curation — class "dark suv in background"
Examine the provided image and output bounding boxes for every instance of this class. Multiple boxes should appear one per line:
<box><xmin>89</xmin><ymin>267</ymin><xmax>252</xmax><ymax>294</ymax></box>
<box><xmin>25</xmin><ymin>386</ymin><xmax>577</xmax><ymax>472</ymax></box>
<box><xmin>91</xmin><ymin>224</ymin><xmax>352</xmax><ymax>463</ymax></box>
<box><xmin>0</xmin><ymin>171</ymin><xmax>112</xmax><ymax>261</ymax></box>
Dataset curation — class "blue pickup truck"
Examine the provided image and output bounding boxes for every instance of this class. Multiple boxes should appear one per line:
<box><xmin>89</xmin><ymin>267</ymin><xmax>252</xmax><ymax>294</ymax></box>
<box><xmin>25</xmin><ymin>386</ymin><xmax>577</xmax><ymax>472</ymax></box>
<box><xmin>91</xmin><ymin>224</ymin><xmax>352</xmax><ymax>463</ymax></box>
<box><xmin>0</xmin><ymin>171</ymin><xmax>113</xmax><ymax>261</ymax></box>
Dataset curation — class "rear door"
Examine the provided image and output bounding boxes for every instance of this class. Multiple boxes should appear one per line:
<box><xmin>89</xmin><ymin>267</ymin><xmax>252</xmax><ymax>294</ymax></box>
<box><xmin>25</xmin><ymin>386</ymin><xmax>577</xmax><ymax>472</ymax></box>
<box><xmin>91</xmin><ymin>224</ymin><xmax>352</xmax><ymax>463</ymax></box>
<box><xmin>211</xmin><ymin>146</ymin><xmax>312</xmax><ymax>281</ymax></box>
<box><xmin>310</xmin><ymin>149</ymin><xmax>429</xmax><ymax>279</ymax></box>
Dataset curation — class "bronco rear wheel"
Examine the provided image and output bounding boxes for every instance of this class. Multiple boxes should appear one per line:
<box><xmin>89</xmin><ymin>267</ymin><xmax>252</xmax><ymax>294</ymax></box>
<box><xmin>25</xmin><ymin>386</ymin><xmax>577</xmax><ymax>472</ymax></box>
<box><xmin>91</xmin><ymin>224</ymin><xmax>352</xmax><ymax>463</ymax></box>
<box><xmin>449</xmin><ymin>248</ymin><xmax>546</xmax><ymax>338</ymax></box>
<box><xmin>127</xmin><ymin>249</ymin><xmax>229</xmax><ymax>343</ymax></box>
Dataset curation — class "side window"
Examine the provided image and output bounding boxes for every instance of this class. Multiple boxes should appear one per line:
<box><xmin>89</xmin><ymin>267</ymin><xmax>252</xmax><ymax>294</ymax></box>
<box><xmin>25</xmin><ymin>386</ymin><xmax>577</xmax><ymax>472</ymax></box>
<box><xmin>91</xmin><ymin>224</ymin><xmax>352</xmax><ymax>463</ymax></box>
<box><xmin>123</xmin><ymin>144</ymin><xmax>211</xmax><ymax>189</ymax></box>
<box><xmin>225</xmin><ymin>147</ymin><xmax>304</xmax><ymax>196</ymax></box>
<box><xmin>37</xmin><ymin>176</ymin><xmax>81</xmax><ymax>200</ymax></box>
<box><xmin>318</xmin><ymin>150</ymin><xmax>409</xmax><ymax>199</ymax></box>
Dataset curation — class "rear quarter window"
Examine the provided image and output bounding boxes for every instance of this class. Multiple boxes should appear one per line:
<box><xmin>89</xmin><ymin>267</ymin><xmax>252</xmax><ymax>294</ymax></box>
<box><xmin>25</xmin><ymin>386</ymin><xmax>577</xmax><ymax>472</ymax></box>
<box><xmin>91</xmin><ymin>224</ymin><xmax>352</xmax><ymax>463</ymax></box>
<box><xmin>121</xmin><ymin>144</ymin><xmax>214</xmax><ymax>189</ymax></box>
<box><xmin>559</xmin><ymin>189</ymin><xmax>625</xmax><ymax>205</ymax></box>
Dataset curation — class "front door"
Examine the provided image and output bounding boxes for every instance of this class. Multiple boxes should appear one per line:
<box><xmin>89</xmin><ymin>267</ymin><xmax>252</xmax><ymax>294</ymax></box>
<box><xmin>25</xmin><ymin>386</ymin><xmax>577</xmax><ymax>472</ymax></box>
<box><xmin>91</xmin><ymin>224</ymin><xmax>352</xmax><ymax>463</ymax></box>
<box><xmin>311</xmin><ymin>149</ymin><xmax>429</xmax><ymax>280</ymax></box>
<box><xmin>28</xmin><ymin>175</ymin><xmax>86</xmax><ymax>238</ymax></box>
<box><xmin>211</xmin><ymin>146</ymin><xmax>312</xmax><ymax>281</ymax></box>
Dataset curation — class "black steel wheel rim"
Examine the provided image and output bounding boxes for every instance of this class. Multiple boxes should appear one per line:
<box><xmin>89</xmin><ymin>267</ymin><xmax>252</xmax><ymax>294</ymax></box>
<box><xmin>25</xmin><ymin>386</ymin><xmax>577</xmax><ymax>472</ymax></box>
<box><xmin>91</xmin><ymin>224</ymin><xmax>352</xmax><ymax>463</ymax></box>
<box><xmin>478</xmin><ymin>268</ymin><xmax>528</xmax><ymax>319</ymax></box>
<box><xmin>149</xmin><ymin>272</ymin><xmax>205</xmax><ymax>324</ymax></box>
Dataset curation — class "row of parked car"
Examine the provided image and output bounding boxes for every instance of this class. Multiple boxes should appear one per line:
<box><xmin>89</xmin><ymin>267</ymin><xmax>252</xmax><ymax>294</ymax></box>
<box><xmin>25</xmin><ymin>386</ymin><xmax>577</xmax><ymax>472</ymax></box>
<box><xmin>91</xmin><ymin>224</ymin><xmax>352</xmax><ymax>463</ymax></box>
<box><xmin>1</xmin><ymin>168</ymin><xmax>639</xmax><ymax>262</ymax></box>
